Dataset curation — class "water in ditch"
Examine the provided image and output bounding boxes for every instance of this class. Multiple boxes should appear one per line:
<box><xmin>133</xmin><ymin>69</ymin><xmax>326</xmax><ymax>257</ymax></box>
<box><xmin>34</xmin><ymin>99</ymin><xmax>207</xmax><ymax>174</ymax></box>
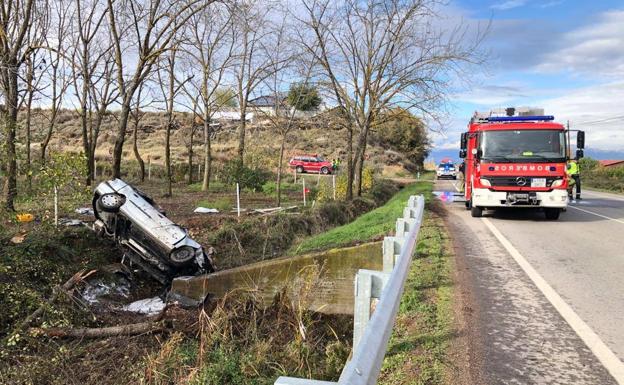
<box><xmin>171</xmin><ymin>241</ymin><xmax>383</xmax><ymax>315</ymax></box>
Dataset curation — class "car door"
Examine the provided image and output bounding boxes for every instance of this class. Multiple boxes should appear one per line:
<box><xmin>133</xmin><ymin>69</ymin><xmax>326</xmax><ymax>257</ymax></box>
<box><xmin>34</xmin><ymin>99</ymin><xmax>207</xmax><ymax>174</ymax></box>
<box><xmin>309</xmin><ymin>157</ymin><xmax>321</xmax><ymax>172</ymax></box>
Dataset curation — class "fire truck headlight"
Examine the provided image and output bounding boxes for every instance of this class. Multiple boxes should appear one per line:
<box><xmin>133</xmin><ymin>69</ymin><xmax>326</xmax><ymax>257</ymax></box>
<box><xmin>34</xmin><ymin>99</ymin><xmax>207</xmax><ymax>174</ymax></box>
<box><xmin>480</xmin><ymin>178</ymin><xmax>491</xmax><ymax>187</ymax></box>
<box><xmin>551</xmin><ymin>179</ymin><xmax>564</xmax><ymax>188</ymax></box>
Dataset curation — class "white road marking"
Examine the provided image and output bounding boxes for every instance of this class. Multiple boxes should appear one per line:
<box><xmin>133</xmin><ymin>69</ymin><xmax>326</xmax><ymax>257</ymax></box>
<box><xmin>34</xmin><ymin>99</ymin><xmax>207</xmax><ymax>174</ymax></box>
<box><xmin>482</xmin><ymin>217</ymin><xmax>624</xmax><ymax>384</ymax></box>
<box><xmin>568</xmin><ymin>205</ymin><xmax>624</xmax><ymax>225</ymax></box>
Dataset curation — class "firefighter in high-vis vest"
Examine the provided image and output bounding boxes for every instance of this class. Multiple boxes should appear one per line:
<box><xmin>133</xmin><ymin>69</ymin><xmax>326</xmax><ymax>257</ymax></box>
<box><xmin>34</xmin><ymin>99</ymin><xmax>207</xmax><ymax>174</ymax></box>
<box><xmin>566</xmin><ymin>159</ymin><xmax>581</xmax><ymax>200</ymax></box>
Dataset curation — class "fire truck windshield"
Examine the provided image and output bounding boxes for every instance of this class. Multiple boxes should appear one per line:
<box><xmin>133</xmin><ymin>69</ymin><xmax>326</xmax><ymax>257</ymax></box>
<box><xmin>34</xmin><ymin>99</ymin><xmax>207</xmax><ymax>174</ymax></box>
<box><xmin>480</xmin><ymin>129</ymin><xmax>565</xmax><ymax>163</ymax></box>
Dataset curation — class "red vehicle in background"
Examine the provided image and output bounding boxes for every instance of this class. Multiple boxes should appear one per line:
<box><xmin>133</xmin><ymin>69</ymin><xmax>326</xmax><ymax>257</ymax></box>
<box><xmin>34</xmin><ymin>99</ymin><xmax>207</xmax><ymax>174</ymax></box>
<box><xmin>459</xmin><ymin>108</ymin><xmax>585</xmax><ymax>220</ymax></box>
<box><xmin>289</xmin><ymin>154</ymin><xmax>333</xmax><ymax>174</ymax></box>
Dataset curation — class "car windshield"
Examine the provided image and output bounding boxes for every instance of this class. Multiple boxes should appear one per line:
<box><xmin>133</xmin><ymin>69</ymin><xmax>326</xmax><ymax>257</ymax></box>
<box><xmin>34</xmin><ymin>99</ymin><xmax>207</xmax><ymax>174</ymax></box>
<box><xmin>480</xmin><ymin>129</ymin><xmax>565</xmax><ymax>162</ymax></box>
<box><xmin>316</xmin><ymin>156</ymin><xmax>325</xmax><ymax>162</ymax></box>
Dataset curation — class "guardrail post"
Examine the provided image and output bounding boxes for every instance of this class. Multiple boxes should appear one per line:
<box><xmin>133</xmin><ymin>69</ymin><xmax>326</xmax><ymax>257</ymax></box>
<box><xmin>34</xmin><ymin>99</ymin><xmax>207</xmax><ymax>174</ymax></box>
<box><xmin>382</xmin><ymin>237</ymin><xmax>403</xmax><ymax>273</ymax></box>
<box><xmin>396</xmin><ymin>218</ymin><xmax>416</xmax><ymax>238</ymax></box>
<box><xmin>353</xmin><ymin>270</ymin><xmax>390</xmax><ymax>350</ymax></box>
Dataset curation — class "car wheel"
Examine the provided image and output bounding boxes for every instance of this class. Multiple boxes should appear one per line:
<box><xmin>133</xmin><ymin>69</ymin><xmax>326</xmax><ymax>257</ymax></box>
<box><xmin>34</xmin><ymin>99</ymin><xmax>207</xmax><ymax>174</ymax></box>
<box><xmin>169</xmin><ymin>246</ymin><xmax>196</xmax><ymax>265</ymax></box>
<box><xmin>321</xmin><ymin>167</ymin><xmax>329</xmax><ymax>175</ymax></box>
<box><xmin>544</xmin><ymin>208</ymin><xmax>561</xmax><ymax>220</ymax></box>
<box><xmin>98</xmin><ymin>193</ymin><xmax>125</xmax><ymax>213</ymax></box>
<box><xmin>296</xmin><ymin>166</ymin><xmax>304</xmax><ymax>174</ymax></box>
<box><xmin>471</xmin><ymin>205</ymin><xmax>483</xmax><ymax>217</ymax></box>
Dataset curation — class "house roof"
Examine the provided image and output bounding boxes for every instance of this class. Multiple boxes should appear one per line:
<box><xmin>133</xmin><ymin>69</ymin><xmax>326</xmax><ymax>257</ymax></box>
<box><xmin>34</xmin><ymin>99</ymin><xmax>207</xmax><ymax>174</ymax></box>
<box><xmin>249</xmin><ymin>94</ymin><xmax>287</xmax><ymax>107</ymax></box>
<box><xmin>599</xmin><ymin>160</ymin><xmax>624</xmax><ymax>167</ymax></box>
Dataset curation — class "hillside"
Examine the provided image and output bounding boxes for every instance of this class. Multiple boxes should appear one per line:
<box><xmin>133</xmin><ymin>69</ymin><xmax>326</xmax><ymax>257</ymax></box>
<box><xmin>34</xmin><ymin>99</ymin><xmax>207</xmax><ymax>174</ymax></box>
<box><xmin>16</xmin><ymin>108</ymin><xmax>420</xmax><ymax>178</ymax></box>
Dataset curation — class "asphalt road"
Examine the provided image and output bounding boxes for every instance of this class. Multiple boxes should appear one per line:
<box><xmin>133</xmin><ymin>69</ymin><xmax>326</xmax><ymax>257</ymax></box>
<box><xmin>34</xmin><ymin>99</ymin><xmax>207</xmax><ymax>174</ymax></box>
<box><xmin>436</xmin><ymin>179</ymin><xmax>624</xmax><ymax>385</ymax></box>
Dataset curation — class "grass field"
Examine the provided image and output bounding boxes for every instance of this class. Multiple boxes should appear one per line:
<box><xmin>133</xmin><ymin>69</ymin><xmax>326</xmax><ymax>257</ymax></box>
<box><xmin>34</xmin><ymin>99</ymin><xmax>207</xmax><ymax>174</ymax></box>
<box><xmin>289</xmin><ymin>181</ymin><xmax>434</xmax><ymax>254</ymax></box>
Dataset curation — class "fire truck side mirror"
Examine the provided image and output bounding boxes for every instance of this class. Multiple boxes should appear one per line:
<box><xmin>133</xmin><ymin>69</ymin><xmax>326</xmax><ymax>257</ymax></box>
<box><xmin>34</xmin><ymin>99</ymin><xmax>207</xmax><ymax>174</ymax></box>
<box><xmin>460</xmin><ymin>132</ymin><xmax>468</xmax><ymax>150</ymax></box>
<box><xmin>577</xmin><ymin>131</ymin><xmax>585</xmax><ymax>149</ymax></box>
<box><xmin>459</xmin><ymin>149</ymin><xmax>467</xmax><ymax>159</ymax></box>
<box><xmin>576</xmin><ymin>149</ymin><xmax>584</xmax><ymax>160</ymax></box>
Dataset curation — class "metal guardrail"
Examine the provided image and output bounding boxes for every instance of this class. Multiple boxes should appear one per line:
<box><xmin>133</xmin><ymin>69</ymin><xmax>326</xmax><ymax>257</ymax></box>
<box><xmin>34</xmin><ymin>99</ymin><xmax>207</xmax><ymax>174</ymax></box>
<box><xmin>275</xmin><ymin>194</ymin><xmax>425</xmax><ymax>385</ymax></box>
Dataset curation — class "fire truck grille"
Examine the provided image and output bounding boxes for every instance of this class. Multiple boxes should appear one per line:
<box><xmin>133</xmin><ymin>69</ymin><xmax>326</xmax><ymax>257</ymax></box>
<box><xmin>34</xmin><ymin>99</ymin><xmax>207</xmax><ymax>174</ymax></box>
<box><xmin>485</xmin><ymin>176</ymin><xmax>560</xmax><ymax>187</ymax></box>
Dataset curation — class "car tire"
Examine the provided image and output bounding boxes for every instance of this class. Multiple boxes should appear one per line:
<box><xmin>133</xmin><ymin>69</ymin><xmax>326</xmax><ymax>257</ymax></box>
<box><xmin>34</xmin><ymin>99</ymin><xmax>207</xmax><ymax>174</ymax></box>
<box><xmin>296</xmin><ymin>166</ymin><xmax>304</xmax><ymax>174</ymax></box>
<box><xmin>321</xmin><ymin>167</ymin><xmax>329</xmax><ymax>175</ymax></box>
<box><xmin>169</xmin><ymin>246</ymin><xmax>196</xmax><ymax>266</ymax></box>
<box><xmin>97</xmin><ymin>193</ymin><xmax>125</xmax><ymax>213</ymax></box>
<box><xmin>544</xmin><ymin>208</ymin><xmax>561</xmax><ymax>220</ymax></box>
<box><xmin>471</xmin><ymin>205</ymin><xmax>483</xmax><ymax>217</ymax></box>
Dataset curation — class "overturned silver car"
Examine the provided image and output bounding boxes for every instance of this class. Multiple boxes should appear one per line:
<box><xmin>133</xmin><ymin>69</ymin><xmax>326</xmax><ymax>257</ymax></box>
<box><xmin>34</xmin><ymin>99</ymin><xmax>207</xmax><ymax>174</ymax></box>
<box><xmin>92</xmin><ymin>179</ymin><xmax>214</xmax><ymax>284</ymax></box>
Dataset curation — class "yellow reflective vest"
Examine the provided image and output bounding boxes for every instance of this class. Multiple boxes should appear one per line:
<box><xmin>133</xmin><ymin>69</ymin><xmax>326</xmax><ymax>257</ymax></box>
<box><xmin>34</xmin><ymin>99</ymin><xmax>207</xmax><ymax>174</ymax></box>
<box><xmin>567</xmin><ymin>161</ymin><xmax>579</xmax><ymax>175</ymax></box>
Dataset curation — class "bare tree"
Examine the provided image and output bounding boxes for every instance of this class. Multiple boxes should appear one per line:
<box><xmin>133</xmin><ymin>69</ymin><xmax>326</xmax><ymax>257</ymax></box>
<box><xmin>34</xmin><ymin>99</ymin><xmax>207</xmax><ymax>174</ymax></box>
<box><xmin>297</xmin><ymin>0</ymin><xmax>485</xmax><ymax>198</ymax></box>
<box><xmin>70</xmin><ymin>0</ymin><xmax>117</xmax><ymax>185</ymax></box>
<box><xmin>21</xmin><ymin>50</ymin><xmax>46</xmax><ymax>192</ymax></box>
<box><xmin>231</xmin><ymin>0</ymin><xmax>278</xmax><ymax>164</ymax></box>
<box><xmin>156</xmin><ymin>47</ymin><xmax>192</xmax><ymax>196</ymax></box>
<box><xmin>106</xmin><ymin>0</ymin><xmax>210</xmax><ymax>179</ymax></box>
<box><xmin>40</xmin><ymin>0</ymin><xmax>73</xmax><ymax>163</ymax></box>
<box><xmin>0</xmin><ymin>0</ymin><xmax>42</xmax><ymax>210</ymax></box>
<box><xmin>181</xmin><ymin>2</ymin><xmax>236</xmax><ymax>191</ymax></box>
<box><xmin>258</xmin><ymin>17</ymin><xmax>317</xmax><ymax>206</ymax></box>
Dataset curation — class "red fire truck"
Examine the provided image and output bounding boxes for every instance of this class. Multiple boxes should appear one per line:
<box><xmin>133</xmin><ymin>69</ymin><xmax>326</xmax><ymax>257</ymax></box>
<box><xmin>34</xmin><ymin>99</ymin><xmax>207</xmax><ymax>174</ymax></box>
<box><xmin>459</xmin><ymin>109</ymin><xmax>585</xmax><ymax>220</ymax></box>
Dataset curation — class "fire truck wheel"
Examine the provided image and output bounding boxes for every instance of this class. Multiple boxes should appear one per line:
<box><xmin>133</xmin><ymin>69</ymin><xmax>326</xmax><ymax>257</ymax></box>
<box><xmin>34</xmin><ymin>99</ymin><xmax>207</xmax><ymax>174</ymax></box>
<box><xmin>296</xmin><ymin>166</ymin><xmax>304</xmax><ymax>174</ymax></box>
<box><xmin>471</xmin><ymin>205</ymin><xmax>483</xmax><ymax>217</ymax></box>
<box><xmin>544</xmin><ymin>208</ymin><xmax>561</xmax><ymax>220</ymax></box>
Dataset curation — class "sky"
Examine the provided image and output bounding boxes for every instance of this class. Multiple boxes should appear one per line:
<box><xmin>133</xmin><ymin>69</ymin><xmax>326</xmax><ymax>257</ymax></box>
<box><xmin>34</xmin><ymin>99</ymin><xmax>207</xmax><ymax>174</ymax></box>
<box><xmin>429</xmin><ymin>0</ymin><xmax>624</xmax><ymax>161</ymax></box>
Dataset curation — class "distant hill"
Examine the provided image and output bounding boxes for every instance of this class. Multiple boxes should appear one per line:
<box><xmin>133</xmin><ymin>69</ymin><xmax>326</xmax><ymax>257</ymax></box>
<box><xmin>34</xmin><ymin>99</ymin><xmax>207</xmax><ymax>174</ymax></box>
<box><xmin>17</xmin><ymin>109</ymin><xmax>420</xmax><ymax>178</ymax></box>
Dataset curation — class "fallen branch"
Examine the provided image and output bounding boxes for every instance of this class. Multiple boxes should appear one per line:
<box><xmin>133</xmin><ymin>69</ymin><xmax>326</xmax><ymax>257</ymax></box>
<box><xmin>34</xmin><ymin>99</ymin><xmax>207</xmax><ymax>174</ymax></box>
<box><xmin>16</xmin><ymin>269</ymin><xmax>96</xmax><ymax>332</ymax></box>
<box><xmin>30</xmin><ymin>320</ymin><xmax>169</xmax><ymax>339</ymax></box>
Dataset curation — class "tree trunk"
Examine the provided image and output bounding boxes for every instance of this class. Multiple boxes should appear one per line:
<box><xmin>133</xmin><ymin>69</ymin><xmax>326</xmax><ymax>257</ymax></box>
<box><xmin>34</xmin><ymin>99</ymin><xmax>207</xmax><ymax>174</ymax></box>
<box><xmin>165</xmin><ymin>119</ymin><xmax>172</xmax><ymax>196</ymax></box>
<box><xmin>202</xmin><ymin>120</ymin><xmax>212</xmax><ymax>191</ymax></box>
<box><xmin>187</xmin><ymin>127</ymin><xmax>194</xmax><ymax>185</ymax></box>
<box><xmin>355</xmin><ymin>128</ymin><xmax>369</xmax><ymax>197</ymax></box>
<box><xmin>112</xmin><ymin>103</ymin><xmax>132</xmax><ymax>179</ymax></box>
<box><xmin>346</xmin><ymin>125</ymin><xmax>354</xmax><ymax>201</ymax></box>
<box><xmin>25</xmin><ymin>65</ymin><xmax>34</xmax><ymax>193</ymax></box>
<box><xmin>276</xmin><ymin>135</ymin><xmax>286</xmax><ymax>207</ymax></box>
<box><xmin>3</xmin><ymin>68</ymin><xmax>19</xmax><ymax>211</ymax></box>
<box><xmin>80</xmin><ymin>88</ymin><xmax>91</xmax><ymax>186</ymax></box>
<box><xmin>40</xmin><ymin>67</ymin><xmax>60</xmax><ymax>164</ymax></box>
<box><xmin>237</xmin><ymin>111</ymin><xmax>246</xmax><ymax>164</ymax></box>
<box><xmin>133</xmin><ymin>116</ymin><xmax>145</xmax><ymax>182</ymax></box>
<box><xmin>89</xmin><ymin>109</ymin><xmax>105</xmax><ymax>182</ymax></box>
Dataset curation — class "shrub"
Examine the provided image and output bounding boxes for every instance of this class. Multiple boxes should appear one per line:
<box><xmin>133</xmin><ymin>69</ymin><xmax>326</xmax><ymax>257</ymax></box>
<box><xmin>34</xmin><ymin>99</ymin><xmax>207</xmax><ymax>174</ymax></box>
<box><xmin>221</xmin><ymin>159</ymin><xmax>270</xmax><ymax>191</ymax></box>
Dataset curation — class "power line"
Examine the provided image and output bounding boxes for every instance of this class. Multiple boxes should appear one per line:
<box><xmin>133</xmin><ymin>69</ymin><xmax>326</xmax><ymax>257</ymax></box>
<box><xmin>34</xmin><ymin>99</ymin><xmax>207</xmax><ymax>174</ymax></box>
<box><xmin>573</xmin><ymin>115</ymin><xmax>624</xmax><ymax>126</ymax></box>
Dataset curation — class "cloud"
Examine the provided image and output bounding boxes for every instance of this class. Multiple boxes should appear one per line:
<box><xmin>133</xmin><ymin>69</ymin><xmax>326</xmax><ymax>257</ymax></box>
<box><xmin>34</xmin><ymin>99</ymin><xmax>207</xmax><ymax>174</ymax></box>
<box><xmin>483</xmin><ymin>18</ymin><xmax>563</xmax><ymax>70</ymax></box>
<box><xmin>539</xmin><ymin>81</ymin><xmax>624</xmax><ymax>152</ymax></box>
<box><xmin>534</xmin><ymin>9</ymin><xmax>624</xmax><ymax>77</ymax></box>
<box><xmin>454</xmin><ymin>84</ymin><xmax>528</xmax><ymax>106</ymax></box>
<box><xmin>539</xmin><ymin>0</ymin><xmax>564</xmax><ymax>8</ymax></box>
<box><xmin>490</xmin><ymin>0</ymin><xmax>527</xmax><ymax>10</ymax></box>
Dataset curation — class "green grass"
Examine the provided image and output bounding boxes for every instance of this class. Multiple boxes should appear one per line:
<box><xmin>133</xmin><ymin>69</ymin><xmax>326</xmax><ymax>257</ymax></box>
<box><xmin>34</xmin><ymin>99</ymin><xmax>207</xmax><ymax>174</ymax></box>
<box><xmin>290</xmin><ymin>181</ymin><xmax>433</xmax><ymax>255</ymax></box>
<box><xmin>378</xmin><ymin>201</ymin><xmax>454</xmax><ymax>385</ymax></box>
